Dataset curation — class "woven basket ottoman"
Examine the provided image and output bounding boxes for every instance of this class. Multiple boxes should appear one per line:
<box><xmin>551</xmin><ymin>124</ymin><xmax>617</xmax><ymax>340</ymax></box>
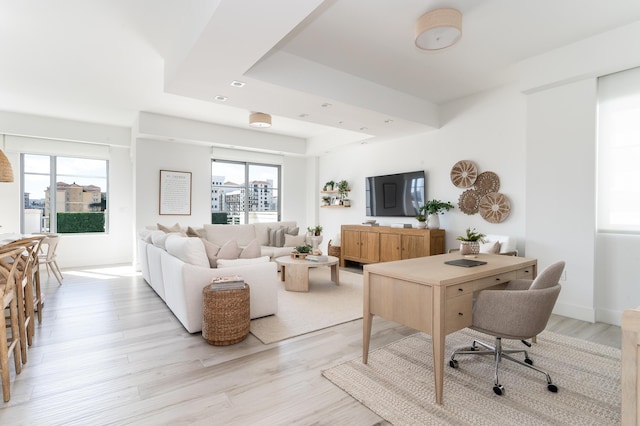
<box><xmin>202</xmin><ymin>284</ymin><xmax>250</xmax><ymax>346</ymax></box>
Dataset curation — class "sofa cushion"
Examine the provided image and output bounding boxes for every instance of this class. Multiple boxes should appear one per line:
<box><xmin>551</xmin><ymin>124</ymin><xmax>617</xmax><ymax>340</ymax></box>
<box><xmin>240</xmin><ymin>239</ymin><xmax>261</xmax><ymax>259</ymax></box>
<box><xmin>217</xmin><ymin>256</ymin><xmax>270</xmax><ymax>268</ymax></box>
<box><xmin>284</xmin><ymin>234</ymin><xmax>306</xmax><ymax>247</ymax></box>
<box><xmin>151</xmin><ymin>230</ymin><xmax>179</xmax><ymax>249</ymax></box>
<box><xmin>165</xmin><ymin>234</ymin><xmax>209</xmax><ymax>268</ymax></box>
<box><xmin>203</xmin><ymin>223</ymin><xmax>256</xmax><ymax>246</ymax></box>
<box><xmin>480</xmin><ymin>241</ymin><xmax>500</xmax><ymax>254</ymax></box>
<box><xmin>201</xmin><ymin>239</ymin><xmax>221</xmax><ymax>268</ymax></box>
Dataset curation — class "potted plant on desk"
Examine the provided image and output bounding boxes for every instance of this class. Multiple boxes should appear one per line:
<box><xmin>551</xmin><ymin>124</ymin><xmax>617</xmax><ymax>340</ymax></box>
<box><xmin>456</xmin><ymin>227</ymin><xmax>486</xmax><ymax>255</ymax></box>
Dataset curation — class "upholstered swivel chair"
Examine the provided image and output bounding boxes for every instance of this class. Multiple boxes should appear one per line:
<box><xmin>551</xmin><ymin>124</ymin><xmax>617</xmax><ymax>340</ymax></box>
<box><xmin>449</xmin><ymin>261</ymin><xmax>565</xmax><ymax>395</ymax></box>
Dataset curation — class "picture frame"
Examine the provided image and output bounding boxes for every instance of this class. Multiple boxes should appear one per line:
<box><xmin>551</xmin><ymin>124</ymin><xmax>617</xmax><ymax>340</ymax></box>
<box><xmin>159</xmin><ymin>169</ymin><xmax>192</xmax><ymax>215</ymax></box>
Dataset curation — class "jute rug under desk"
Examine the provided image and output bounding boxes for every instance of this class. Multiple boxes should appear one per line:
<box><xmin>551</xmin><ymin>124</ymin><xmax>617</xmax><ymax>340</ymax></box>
<box><xmin>323</xmin><ymin>328</ymin><xmax>620</xmax><ymax>425</ymax></box>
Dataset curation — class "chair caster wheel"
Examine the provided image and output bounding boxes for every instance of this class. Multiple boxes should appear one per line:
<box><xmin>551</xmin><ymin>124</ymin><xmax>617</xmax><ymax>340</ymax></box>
<box><xmin>493</xmin><ymin>385</ymin><xmax>504</xmax><ymax>395</ymax></box>
<box><xmin>524</xmin><ymin>358</ymin><xmax>533</xmax><ymax>365</ymax></box>
<box><xmin>547</xmin><ymin>384</ymin><xmax>558</xmax><ymax>393</ymax></box>
<box><xmin>449</xmin><ymin>360</ymin><xmax>459</xmax><ymax>368</ymax></box>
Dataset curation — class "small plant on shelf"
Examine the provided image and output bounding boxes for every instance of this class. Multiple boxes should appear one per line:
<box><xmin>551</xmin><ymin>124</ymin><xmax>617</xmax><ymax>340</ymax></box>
<box><xmin>323</xmin><ymin>180</ymin><xmax>335</xmax><ymax>191</ymax></box>
<box><xmin>306</xmin><ymin>225</ymin><xmax>322</xmax><ymax>236</ymax></box>
<box><xmin>321</xmin><ymin>195</ymin><xmax>331</xmax><ymax>206</ymax></box>
<box><xmin>337</xmin><ymin>180</ymin><xmax>349</xmax><ymax>199</ymax></box>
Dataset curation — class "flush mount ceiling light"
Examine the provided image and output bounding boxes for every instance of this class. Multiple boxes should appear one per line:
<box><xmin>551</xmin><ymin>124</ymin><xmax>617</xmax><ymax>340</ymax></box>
<box><xmin>415</xmin><ymin>8</ymin><xmax>462</xmax><ymax>51</ymax></box>
<box><xmin>249</xmin><ymin>112</ymin><xmax>272</xmax><ymax>128</ymax></box>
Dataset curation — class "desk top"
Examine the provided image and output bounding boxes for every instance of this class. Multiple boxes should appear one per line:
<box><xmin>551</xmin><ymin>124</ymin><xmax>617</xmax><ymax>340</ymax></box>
<box><xmin>363</xmin><ymin>253</ymin><xmax>536</xmax><ymax>286</ymax></box>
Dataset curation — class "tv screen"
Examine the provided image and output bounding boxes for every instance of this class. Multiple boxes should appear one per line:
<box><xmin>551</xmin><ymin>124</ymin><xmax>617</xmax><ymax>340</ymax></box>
<box><xmin>365</xmin><ymin>170</ymin><xmax>426</xmax><ymax>217</ymax></box>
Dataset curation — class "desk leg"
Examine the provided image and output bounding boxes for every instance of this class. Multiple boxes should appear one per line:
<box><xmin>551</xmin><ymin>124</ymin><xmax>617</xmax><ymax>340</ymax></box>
<box><xmin>433</xmin><ymin>330</ymin><xmax>445</xmax><ymax>405</ymax></box>
<box><xmin>363</xmin><ymin>271</ymin><xmax>372</xmax><ymax>364</ymax></box>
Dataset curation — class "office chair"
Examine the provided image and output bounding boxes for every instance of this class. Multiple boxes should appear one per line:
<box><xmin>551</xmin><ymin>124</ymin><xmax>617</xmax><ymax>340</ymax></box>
<box><xmin>449</xmin><ymin>261</ymin><xmax>564</xmax><ymax>395</ymax></box>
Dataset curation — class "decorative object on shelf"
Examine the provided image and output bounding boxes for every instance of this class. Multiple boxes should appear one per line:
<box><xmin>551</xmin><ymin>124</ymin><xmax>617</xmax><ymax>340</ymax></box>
<box><xmin>479</xmin><ymin>192</ymin><xmax>511</xmax><ymax>223</ymax></box>
<box><xmin>418</xmin><ymin>199</ymin><xmax>454</xmax><ymax>230</ymax></box>
<box><xmin>458</xmin><ymin>189</ymin><xmax>481</xmax><ymax>215</ymax></box>
<box><xmin>450</xmin><ymin>160</ymin><xmax>477</xmax><ymax>188</ymax></box>
<box><xmin>456</xmin><ymin>227</ymin><xmax>486</xmax><ymax>255</ymax></box>
<box><xmin>306</xmin><ymin>225</ymin><xmax>322</xmax><ymax>236</ymax></box>
<box><xmin>321</xmin><ymin>195</ymin><xmax>331</xmax><ymax>206</ymax></box>
<box><xmin>474</xmin><ymin>171</ymin><xmax>500</xmax><ymax>195</ymax></box>
<box><xmin>323</xmin><ymin>180</ymin><xmax>335</xmax><ymax>191</ymax></box>
<box><xmin>337</xmin><ymin>179</ymin><xmax>350</xmax><ymax>204</ymax></box>
<box><xmin>291</xmin><ymin>244</ymin><xmax>312</xmax><ymax>259</ymax></box>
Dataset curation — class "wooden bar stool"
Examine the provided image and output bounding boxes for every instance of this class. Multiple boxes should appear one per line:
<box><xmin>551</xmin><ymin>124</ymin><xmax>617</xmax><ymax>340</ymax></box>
<box><xmin>0</xmin><ymin>246</ymin><xmax>25</xmax><ymax>402</ymax></box>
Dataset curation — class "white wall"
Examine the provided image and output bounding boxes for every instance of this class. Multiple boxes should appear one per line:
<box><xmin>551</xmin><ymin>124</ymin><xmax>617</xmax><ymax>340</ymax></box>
<box><xmin>318</xmin><ymin>84</ymin><xmax>527</xmax><ymax>254</ymax></box>
<box><xmin>525</xmin><ymin>79</ymin><xmax>597</xmax><ymax>322</ymax></box>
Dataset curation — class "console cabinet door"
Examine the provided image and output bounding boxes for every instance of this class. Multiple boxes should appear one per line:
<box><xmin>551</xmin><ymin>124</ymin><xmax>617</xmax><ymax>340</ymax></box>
<box><xmin>342</xmin><ymin>229</ymin><xmax>362</xmax><ymax>259</ymax></box>
<box><xmin>380</xmin><ymin>233</ymin><xmax>401</xmax><ymax>262</ymax></box>
<box><xmin>401</xmin><ymin>234</ymin><xmax>426</xmax><ymax>259</ymax></box>
<box><xmin>361</xmin><ymin>231</ymin><xmax>380</xmax><ymax>263</ymax></box>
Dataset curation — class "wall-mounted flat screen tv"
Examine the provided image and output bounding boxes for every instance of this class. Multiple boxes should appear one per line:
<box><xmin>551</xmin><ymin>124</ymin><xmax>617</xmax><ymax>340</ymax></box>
<box><xmin>365</xmin><ymin>170</ymin><xmax>426</xmax><ymax>217</ymax></box>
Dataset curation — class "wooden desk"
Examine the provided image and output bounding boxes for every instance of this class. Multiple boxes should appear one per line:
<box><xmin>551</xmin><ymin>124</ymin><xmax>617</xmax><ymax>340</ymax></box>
<box><xmin>363</xmin><ymin>252</ymin><xmax>537</xmax><ymax>405</ymax></box>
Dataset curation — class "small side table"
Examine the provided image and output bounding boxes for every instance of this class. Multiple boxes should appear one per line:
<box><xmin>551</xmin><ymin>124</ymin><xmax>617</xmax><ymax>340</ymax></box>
<box><xmin>202</xmin><ymin>283</ymin><xmax>250</xmax><ymax>346</ymax></box>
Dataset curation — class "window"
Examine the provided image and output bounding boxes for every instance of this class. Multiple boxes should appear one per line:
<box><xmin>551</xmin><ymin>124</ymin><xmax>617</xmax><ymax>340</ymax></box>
<box><xmin>22</xmin><ymin>154</ymin><xmax>108</xmax><ymax>234</ymax></box>
<box><xmin>211</xmin><ymin>160</ymin><xmax>280</xmax><ymax>224</ymax></box>
<box><xmin>597</xmin><ymin>67</ymin><xmax>640</xmax><ymax>233</ymax></box>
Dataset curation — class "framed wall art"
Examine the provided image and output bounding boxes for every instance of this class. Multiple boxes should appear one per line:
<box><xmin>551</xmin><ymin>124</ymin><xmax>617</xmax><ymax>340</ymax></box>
<box><xmin>159</xmin><ymin>169</ymin><xmax>192</xmax><ymax>215</ymax></box>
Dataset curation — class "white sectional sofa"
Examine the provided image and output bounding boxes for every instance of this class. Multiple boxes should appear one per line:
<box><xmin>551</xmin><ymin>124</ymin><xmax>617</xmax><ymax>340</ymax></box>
<box><xmin>138</xmin><ymin>221</ymin><xmax>305</xmax><ymax>333</ymax></box>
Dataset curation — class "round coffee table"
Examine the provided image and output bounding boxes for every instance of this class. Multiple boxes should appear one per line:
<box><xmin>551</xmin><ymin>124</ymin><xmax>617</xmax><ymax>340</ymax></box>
<box><xmin>274</xmin><ymin>255</ymin><xmax>340</xmax><ymax>292</ymax></box>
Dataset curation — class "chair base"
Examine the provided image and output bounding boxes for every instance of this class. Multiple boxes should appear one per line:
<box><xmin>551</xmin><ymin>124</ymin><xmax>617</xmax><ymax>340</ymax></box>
<box><xmin>449</xmin><ymin>337</ymin><xmax>558</xmax><ymax>395</ymax></box>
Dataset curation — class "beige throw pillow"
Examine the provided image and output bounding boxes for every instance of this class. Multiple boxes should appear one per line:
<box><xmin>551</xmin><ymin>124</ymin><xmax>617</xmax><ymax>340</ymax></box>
<box><xmin>480</xmin><ymin>241</ymin><xmax>500</xmax><ymax>254</ymax></box>
<box><xmin>157</xmin><ymin>222</ymin><xmax>181</xmax><ymax>233</ymax></box>
<box><xmin>284</xmin><ymin>234</ymin><xmax>306</xmax><ymax>247</ymax></box>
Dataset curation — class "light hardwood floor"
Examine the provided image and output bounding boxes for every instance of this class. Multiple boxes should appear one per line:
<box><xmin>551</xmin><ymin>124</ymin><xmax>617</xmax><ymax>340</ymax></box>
<box><xmin>0</xmin><ymin>265</ymin><xmax>621</xmax><ymax>425</ymax></box>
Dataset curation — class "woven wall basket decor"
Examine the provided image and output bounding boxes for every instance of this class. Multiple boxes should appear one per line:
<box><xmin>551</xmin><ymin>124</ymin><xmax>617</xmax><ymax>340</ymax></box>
<box><xmin>479</xmin><ymin>192</ymin><xmax>511</xmax><ymax>223</ymax></box>
<box><xmin>474</xmin><ymin>171</ymin><xmax>500</xmax><ymax>195</ymax></box>
<box><xmin>450</xmin><ymin>160</ymin><xmax>478</xmax><ymax>188</ymax></box>
<box><xmin>458</xmin><ymin>189</ymin><xmax>481</xmax><ymax>215</ymax></box>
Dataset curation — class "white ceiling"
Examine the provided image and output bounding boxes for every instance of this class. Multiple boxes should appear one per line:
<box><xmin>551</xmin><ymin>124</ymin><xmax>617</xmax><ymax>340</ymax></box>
<box><xmin>2</xmin><ymin>0</ymin><xmax>640</xmax><ymax>149</ymax></box>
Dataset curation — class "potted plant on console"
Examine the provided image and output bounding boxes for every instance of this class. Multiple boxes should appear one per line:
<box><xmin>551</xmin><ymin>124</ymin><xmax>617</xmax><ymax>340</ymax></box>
<box><xmin>456</xmin><ymin>227</ymin><xmax>486</xmax><ymax>255</ymax></box>
<box><xmin>419</xmin><ymin>199</ymin><xmax>454</xmax><ymax>229</ymax></box>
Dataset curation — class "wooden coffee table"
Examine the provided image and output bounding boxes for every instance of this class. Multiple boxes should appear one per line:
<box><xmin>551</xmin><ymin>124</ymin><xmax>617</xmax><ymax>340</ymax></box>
<box><xmin>275</xmin><ymin>255</ymin><xmax>340</xmax><ymax>292</ymax></box>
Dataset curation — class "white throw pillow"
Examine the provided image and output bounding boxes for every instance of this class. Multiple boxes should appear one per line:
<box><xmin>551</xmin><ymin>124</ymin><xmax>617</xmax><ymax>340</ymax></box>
<box><xmin>217</xmin><ymin>256</ymin><xmax>270</xmax><ymax>268</ymax></box>
<box><xmin>479</xmin><ymin>241</ymin><xmax>500</xmax><ymax>254</ymax></box>
<box><xmin>218</xmin><ymin>240</ymin><xmax>240</xmax><ymax>259</ymax></box>
<box><xmin>151</xmin><ymin>230</ymin><xmax>178</xmax><ymax>249</ymax></box>
<box><xmin>284</xmin><ymin>234</ymin><xmax>306</xmax><ymax>247</ymax></box>
<box><xmin>240</xmin><ymin>239</ymin><xmax>261</xmax><ymax>259</ymax></box>
<box><xmin>165</xmin><ymin>234</ymin><xmax>209</xmax><ymax>268</ymax></box>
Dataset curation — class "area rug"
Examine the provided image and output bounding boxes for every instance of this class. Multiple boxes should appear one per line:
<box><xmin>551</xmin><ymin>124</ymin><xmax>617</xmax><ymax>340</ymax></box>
<box><xmin>250</xmin><ymin>268</ymin><xmax>363</xmax><ymax>344</ymax></box>
<box><xmin>323</xmin><ymin>329</ymin><xmax>621</xmax><ymax>425</ymax></box>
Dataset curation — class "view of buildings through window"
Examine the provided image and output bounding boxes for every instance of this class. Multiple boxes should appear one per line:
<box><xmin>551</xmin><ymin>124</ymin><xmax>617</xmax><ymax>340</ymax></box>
<box><xmin>211</xmin><ymin>160</ymin><xmax>280</xmax><ymax>224</ymax></box>
<box><xmin>22</xmin><ymin>154</ymin><xmax>108</xmax><ymax>233</ymax></box>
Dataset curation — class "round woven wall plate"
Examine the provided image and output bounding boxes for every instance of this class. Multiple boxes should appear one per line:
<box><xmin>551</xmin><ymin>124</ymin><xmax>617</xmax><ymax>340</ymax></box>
<box><xmin>458</xmin><ymin>189</ymin><xmax>481</xmax><ymax>215</ymax></box>
<box><xmin>474</xmin><ymin>171</ymin><xmax>500</xmax><ymax>194</ymax></box>
<box><xmin>450</xmin><ymin>160</ymin><xmax>478</xmax><ymax>188</ymax></box>
<box><xmin>479</xmin><ymin>192</ymin><xmax>511</xmax><ymax>223</ymax></box>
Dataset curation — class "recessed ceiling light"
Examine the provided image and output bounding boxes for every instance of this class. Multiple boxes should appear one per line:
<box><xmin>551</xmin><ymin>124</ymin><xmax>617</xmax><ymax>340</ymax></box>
<box><xmin>230</xmin><ymin>80</ymin><xmax>245</xmax><ymax>87</ymax></box>
<box><xmin>321</xmin><ymin>103</ymin><xmax>332</xmax><ymax>108</ymax></box>
<box><xmin>384</xmin><ymin>119</ymin><xmax>394</xmax><ymax>124</ymax></box>
<box><xmin>360</xmin><ymin>127</ymin><xmax>368</xmax><ymax>131</ymax></box>
<box><xmin>214</xmin><ymin>95</ymin><xmax>228</xmax><ymax>101</ymax></box>
<box><xmin>299</xmin><ymin>113</ymin><xmax>309</xmax><ymax>118</ymax></box>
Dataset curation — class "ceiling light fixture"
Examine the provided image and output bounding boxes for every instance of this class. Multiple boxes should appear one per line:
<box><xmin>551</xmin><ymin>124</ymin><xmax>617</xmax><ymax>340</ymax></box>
<box><xmin>230</xmin><ymin>80</ymin><xmax>246</xmax><ymax>87</ymax></box>
<box><xmin>415</xmin><ymin>8</ymin><xmax>462</xmax><ymax>51</ymax></box>
<box><xmin>249</xmin><ymin>112</ymin><xmax>272</xmax><ymax>128</ymax></box>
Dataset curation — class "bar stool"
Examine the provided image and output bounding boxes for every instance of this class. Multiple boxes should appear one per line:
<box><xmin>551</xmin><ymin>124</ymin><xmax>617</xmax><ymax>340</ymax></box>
<box><xmin>2</xmin><ymin>237</ymin><xmax>42</xmax><ymax>363</ymax></box>
<box><xmin>0</xmin><ymin>246</ymin><xmax>25</xmax><ymax>402</ymax></box>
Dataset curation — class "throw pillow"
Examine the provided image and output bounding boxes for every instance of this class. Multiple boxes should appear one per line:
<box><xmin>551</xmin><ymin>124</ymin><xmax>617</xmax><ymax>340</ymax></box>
<box><xmin>239</xmin><ymin>239</ymin><xmax>261</xmax><ymax>259</ymax></box>
<box><xmin>217</xmin><ymin>256</ymin><xmax>270</xmax><ymax>268</ymax></box>
<box><xmin>479</xmin><ymin>241</ymin><xmax>500</xmax><ymax>254</ymax></box>
<box><xmin>218</xmin><ymin>240</ymin><xmax>240</xmax><ymax>260</ymax></box>
<box><xmin>157</xmin><ymin>222</ymin><xmax>181</xmax><ymax>233</ymax></box>
<box><xmin>201</xmin><ymin>239</ymin><xmax>221</xmax><ymax>268</ymax></box>
<box><xmin>186</xmin><ymin>226</ymin><xmax>204</xmax><ymax>238</ymax></box>
<box><xmin>151</xmin><ymin>230</ymin><xmax>177</xmax><ymax>249</ymax></box>
<box><xmin>284</xmin><ymin>233</ymin><xmax>306</xmax><ymax>247</ymax></box>
<box><xmin>165</xmin><ymin>235</ymin><xmax>209</xmax><ymax>268</ymax></box>
<box><xmin>269</xmin><ymin>227</ymin><xmax>287</xmax><ymax>247</ymax></box>
<box><xmin>286</xmin><ymin>226</ymin><xmax>299</xmax><ymax>236</ymax></box>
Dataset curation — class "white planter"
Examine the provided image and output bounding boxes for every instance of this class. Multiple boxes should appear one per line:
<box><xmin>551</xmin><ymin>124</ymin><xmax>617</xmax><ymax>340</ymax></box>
<box><xmin>426</xmin><ymin>214</ymin><xmax>440</xmax><ymax>229</ymax></box>
<box><xmin>417</xmin><ymin>221</ymin><xmax>427</xmax><ymax>229</ymax></box>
